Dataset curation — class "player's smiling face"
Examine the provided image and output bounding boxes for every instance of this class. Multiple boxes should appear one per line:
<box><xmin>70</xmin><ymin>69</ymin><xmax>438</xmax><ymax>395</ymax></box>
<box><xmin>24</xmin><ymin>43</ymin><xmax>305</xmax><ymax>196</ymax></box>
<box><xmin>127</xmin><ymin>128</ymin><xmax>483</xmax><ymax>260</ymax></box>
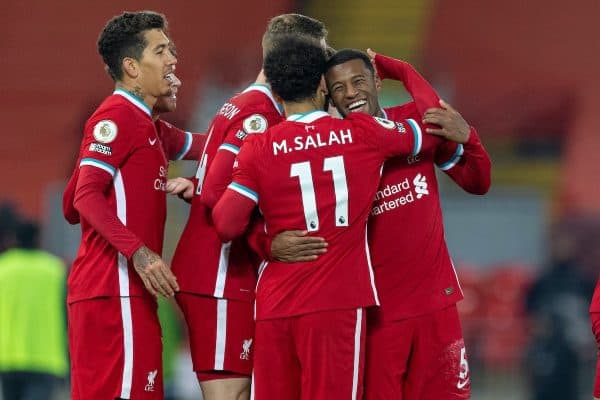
<box><xmin>325</xmin><ymin>58</ymin><xmax>381</xmax><ymax>118</ymax></box>
<box><xmin>137</xmin><ymin>29</ymin><xmax>177</xmax><ymax>99</ymax></box>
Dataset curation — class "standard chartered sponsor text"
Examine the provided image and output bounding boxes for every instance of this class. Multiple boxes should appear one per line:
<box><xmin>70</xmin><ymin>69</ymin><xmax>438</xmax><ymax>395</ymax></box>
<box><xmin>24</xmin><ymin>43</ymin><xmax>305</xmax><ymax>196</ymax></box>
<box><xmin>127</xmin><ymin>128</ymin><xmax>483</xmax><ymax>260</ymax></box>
<box><xmin>372</xmin><ymin>177</ymin><xmax>418</xmax><ymax>216</ymax></box>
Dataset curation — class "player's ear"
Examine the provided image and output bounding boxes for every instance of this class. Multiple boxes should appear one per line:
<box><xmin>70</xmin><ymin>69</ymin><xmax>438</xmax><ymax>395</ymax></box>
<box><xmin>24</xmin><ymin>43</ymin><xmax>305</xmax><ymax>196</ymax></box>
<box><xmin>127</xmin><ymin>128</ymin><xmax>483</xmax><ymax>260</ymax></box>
<box><xmin>319</xmin><ymin>75</ymin><xmax>326</xmax><ymax>91</ymax></box>
<box><xmin>318</xmin><ymin>75</ymin><xmax>328</xmax><ymax>95</ymax></box>
<box><xmin>375</xmin><ymin>72</ymin><xmax>382</xmax><ymax>91</ymax></box>
<box><xmin>122</xmin><ymin>57</ymin><xmax>139</xmax><ymax>79</ymax></box>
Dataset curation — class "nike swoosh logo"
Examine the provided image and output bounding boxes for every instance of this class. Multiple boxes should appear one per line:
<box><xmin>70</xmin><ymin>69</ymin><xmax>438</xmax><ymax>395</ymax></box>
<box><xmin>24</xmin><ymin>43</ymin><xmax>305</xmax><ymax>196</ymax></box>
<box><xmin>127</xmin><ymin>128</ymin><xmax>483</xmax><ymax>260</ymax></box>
<box><xmin>457</xmin><ymin>378</ymin><xmax>470</xmax><ymax>389</ymax></box>
<box><xmin>149</xmin><ymin>138</ymin><xmax>157</xmax><ymax>145</ymax></box>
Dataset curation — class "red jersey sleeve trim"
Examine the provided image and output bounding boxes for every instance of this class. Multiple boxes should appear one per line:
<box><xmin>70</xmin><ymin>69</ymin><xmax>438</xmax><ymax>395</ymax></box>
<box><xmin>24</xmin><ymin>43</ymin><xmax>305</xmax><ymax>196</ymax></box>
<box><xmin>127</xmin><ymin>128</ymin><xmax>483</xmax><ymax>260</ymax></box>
<box><xmin>440</xmin><ymin>128</ymin><xmax>491</xmax><ymax>195</ymax></box>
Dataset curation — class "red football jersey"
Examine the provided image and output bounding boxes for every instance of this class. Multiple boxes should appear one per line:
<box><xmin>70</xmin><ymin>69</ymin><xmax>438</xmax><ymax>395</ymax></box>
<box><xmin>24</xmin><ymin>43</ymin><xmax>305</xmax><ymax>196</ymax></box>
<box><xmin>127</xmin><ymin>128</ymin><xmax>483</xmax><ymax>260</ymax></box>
<box><xmin>369</xmin><ymin>55</ymin><xmax>491</xmax><ymax>320</ymax></box>
<box><xmin>68</xmin><ymin>89</ymin><xmax>169</xmax><ymax>303</ymax></box>
<box><xmin>224</xmin><ymin>110</ymin><xmax>436</xmax><ymax>320</ymax></box>
<box><xmin>171</xmin><ymin>84</ymin><xmax>284</xmax><ymax>302</ymax></box>
<box><xmin>367</xmin><ymin>55</ymin><xmax>492</xmax><ymax>320</ymax></box>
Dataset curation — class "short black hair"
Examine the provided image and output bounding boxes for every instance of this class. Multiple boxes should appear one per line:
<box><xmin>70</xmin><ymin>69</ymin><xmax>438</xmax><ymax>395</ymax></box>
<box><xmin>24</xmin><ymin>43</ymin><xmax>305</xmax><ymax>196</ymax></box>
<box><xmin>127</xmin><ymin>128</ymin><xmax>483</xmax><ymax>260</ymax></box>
<box><xmin>262</xmin><ymin>14</ymin><xmax>327</xmax><ymax>57</ymax></box>
<box><xmin>98</xmin><ymin>11</ymin><xmax>167</xmax><ymax>81</ymax></box>
<box><xmin>264</xmin><ymin>35</ymin><xmax>327</xmax><ymax>103</ymax></box>
<box><xmin>326</xmin><ymin>48</ymin><xmax>375</xmax><ymax>76</ymax></box>
<box><xmin>16</xmin><ymin>220</ymin><xmax>39</xmax><ymax>249</ymax></box>
<box><xmin>325</xmin><ymin>45</ymin><xmax>337</xmax><ymax>58</ymax></box>
<box><xmin>0</xmin><ymin>202</ymin><xmax>19</xmax><ymax>252</ymax></box>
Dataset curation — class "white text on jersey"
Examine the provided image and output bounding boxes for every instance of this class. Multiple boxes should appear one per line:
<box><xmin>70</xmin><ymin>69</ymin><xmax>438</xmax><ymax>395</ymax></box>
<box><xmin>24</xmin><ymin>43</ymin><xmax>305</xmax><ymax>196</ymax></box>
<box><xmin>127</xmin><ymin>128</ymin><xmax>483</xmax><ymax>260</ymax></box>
<box><xmin>218</xmin><ymin>103</ymin><xmax>240</xmax><ymax>120</ymax></box>
<box><xmin>273</xmin><ymin>129</ymin><xmax>353</xmax><ymax>155</ymax></box>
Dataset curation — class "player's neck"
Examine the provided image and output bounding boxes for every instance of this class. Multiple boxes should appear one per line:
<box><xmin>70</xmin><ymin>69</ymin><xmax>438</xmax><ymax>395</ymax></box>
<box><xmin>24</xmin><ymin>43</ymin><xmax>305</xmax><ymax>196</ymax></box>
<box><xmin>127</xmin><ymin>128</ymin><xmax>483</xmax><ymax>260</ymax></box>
<box><xmin>283</xmin><ymin>100</ymin><xmax>318</xmax><ymax>117</ymax></box>
<box><xmin>116</xmin><ymin>81</ymin><xmax>158</xmax><ymax>111</ymax></box>
<box><xmin>254</xmin><ymin>69</ymin><xmax>268</xmax><ymax>85</ymax></box>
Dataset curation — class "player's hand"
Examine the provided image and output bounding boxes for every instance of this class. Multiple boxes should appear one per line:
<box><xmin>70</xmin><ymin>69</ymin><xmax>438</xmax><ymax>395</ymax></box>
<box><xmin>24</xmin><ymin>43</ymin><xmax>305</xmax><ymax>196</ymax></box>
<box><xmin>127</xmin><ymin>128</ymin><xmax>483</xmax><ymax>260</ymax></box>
<box><xmin>366</xmin><ymin>48</ymin><xmax>382</xmax><ymax>77</ymax></box>
<box><xmin>166</xmin><ymin>177</ymin><xmax>194</xmax><ymax>202</ymax></box>
<box><xmin>271</xmin><ymin>230</ymin><xmax>328</xmax><ymax>263</ymax></box>
<box><xmin>132</xmin><ymin>246</ymin><xmax>179</xmax><ymax>297</ymax></box>
<box><xmin>423</xmin><ymin>100</ymin><xmax>471</xmax><ymax>144</ymax></box>
<box><xmin>366</xmin><ymin>48</ymin><xmax>377</xmax><ymax>61</ymax></box>
<box><xmin>366</xmin><ymin>48</ymin><xmax>384</xmax><ymax>89</ymax></box>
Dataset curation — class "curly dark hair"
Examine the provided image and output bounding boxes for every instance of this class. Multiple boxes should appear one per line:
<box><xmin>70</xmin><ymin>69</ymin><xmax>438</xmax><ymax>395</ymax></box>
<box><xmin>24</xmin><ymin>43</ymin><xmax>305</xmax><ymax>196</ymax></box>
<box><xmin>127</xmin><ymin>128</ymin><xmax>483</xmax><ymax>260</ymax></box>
<box><xmin>262</xmin><ymin>14</ymin><xmax>327</xmax><ymax>58</ymax></box>
<box><xmin>325</xmin><ymin>48</ymin><xmax>375</xmax><ymax>76</ymax></box>
<box><xmin>97</xmin><ymin>11</ymin><xmax>167</xmax><ymax>81</ymax></box>
<box><xmin>264</xmin><ymin>35</ymin><xmax>327</xmax><ymax>103</ymax></box>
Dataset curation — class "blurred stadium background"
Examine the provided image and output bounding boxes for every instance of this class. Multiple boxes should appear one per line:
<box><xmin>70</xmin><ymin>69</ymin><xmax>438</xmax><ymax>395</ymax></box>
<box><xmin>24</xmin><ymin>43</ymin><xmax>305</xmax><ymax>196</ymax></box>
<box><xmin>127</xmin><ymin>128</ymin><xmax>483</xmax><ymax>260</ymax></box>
<box><xmin>1</xmin><ymin>0</ymin><xmax>599</xmax><ymax>399</ymax></box>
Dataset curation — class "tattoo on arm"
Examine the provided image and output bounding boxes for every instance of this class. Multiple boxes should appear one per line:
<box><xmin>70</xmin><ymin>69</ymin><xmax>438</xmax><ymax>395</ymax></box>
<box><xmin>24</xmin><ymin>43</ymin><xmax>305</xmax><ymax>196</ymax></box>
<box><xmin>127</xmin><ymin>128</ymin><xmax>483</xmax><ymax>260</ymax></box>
<box><xmin>133</xmin><ymin>246</ymin><xmax>160</xmax><ymax>269</ymax></box>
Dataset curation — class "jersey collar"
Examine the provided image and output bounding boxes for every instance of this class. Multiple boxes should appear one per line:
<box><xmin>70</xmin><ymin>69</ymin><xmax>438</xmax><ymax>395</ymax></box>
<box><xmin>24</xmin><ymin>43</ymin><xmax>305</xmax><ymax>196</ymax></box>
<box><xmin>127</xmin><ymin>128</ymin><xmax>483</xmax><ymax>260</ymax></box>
<box><xmin>242</xmin><ymin>84</ymin><xmax>284</xmax><ymax>116</ymax></box>
<box><xmin>113</xmin><ymin>89</ymin><xmax>153</xmax><ymax>118</ymax></box>
<box><xmin>287</xmin><ymin>110</ymin><xmax>329</xmax><ymax>123</ymax></box>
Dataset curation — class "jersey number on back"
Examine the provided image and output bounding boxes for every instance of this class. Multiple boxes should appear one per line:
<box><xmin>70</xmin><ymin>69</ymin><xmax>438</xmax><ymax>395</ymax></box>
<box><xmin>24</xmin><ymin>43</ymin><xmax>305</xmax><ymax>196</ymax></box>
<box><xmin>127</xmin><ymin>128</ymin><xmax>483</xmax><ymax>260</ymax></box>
<box><xmin>290</xmin><ymin>155</ymin><xmax>349</xmax><ymax>232</ymax></box>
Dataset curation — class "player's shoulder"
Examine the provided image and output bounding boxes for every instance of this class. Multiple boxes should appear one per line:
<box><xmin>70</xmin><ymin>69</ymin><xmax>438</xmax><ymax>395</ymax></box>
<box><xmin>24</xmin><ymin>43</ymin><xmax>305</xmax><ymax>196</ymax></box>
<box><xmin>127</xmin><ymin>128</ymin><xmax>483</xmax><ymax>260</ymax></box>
<box><xmin>383</xmin><ymin>102</ymin><xmax>419</xmax><ymax>121</ymax></box>
<box><xmin>214</xmin><ymin>85</ymin><xmax>281</xmax><ymax>135</ymax></box>
<box><xmin>345</xmin><ymin>112</ymin><xmax>396</xmax><ymax>131</ymax></box>
<box><xmin>156</xmin><ymin>119</ymin><xmax>181</xmax><ymax>133</ymax></box>
<box><xmin>85</xmin><ymin>93</ymin><xmax>151</xmax><ymax>141</ymax></box>
<box><xmin>92</xmin><ymin>93</ymin><xmax>149</xmax><ymax>121</ymax></box>
<box><xmin>232</xmin><ymin>88</ymin><xmax>282</xmax><ymax>137</ymax></box>
<box><xmin>155</xmin><ymin>119</ymin><xmax>185</xmax><ymax>142</ymax></box>
<box><xmin>233</xmin><ymin>84</ymin><xmax>282</xmax><ymax>116</ymax></box>
<box><xmin>243</xmin><ymin>127</ymin><xmax>269</xmax><ymax>147</ymax></box>
<box><xmin>235</xmin><ymin>83</ymin><xmax>278</xmax><ymax>105</ymax></box>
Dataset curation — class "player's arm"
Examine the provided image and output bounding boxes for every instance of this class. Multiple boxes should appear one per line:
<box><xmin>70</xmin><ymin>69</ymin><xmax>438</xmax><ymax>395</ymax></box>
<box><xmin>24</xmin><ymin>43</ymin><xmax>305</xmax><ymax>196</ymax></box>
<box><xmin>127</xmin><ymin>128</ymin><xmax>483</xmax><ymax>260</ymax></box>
<box><xmin>245</xmin><ymin>215</ymin><xmax>328</xmax><ymax>262</ymax></box>
<box><xmin>212</xmin><ymin>184</ymin><xmax>256</xmax><ymax>242</ymax></box>
<box><xmin>199</xmin><ymin>137</ymin><xmax>239</xmax><ymax>209</ymax></box>
<box><xmin>368</xmin><ymin>49</ymin><xmax>440</xmax><ymax>114</ymax></box>
<box><xmin>75</xmin><ymin>114</ymin><xmax>179</xmax><ymax>297</ymax></box>
<box><xmin>74</xmin><ymin>115</ymin><xmax>145</xmax><ymax>259</ymax></box>
<box><xmin>270</xmin><ymin>231</ymin><xmax>328</xmax><ymax>262</ymax></box>
<box><xmin>212</xmin><ymin>138</ymin><xmax>260</xmax><ymax>242</ymax></box>
<box><xmin>200</xmin><ymin>113</ymin><xmax>271</xmax><ymax>209</ymax></box>
<box><xmin>73</xmin><ymin>165</ymin><xmax>179</xmax><ymax>297</ymax></box>
<box><xmin>356</xmin><ymin>113</ymin><xmax>439</xmax><ymax>159</ymax></box>
<box><xmin>185</xmin><ymin>132</ymin><xmax>207</xmax><ymax>160</ymax></box>
<box><xmin>245</xmin><ymin>214</ymin><xmax>272</xmax><ymax>260</ymax></box>
<box><xmin>421</xmin><ymin>100</ymin><xmax>491</xmax><ymax>194</ymax></box>
<box><xmin>62</xmin><ymin>167</ymin><xmax>80</xmax><ymax>224</ymax></box>
<box><xmin>165</xmin><ymin>177</ymin><xmax>195</xmax><ymax>202</ymax></box>
<box><xmin>435</xmin><ymin>126</ymin><xmax>492</xmax><ymax>195</ymax></box>
<box><xmin>158</xmin><ymin>119</ymin><xmax>207</xmax><ymax>161</ymax></box>
<box><xmin>73</xmin><ymin>165</ymin><xmax>145</xmax><ymax>258</ymax></box>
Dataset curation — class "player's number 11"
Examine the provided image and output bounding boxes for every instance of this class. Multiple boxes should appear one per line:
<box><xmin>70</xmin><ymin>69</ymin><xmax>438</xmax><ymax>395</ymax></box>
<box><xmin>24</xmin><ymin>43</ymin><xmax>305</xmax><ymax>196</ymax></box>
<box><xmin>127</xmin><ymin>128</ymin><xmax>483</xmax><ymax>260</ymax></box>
<box><xmin>290</xmin><ymin>156</ymin><xmax>349</xmax><ymax>232</ymax></box>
